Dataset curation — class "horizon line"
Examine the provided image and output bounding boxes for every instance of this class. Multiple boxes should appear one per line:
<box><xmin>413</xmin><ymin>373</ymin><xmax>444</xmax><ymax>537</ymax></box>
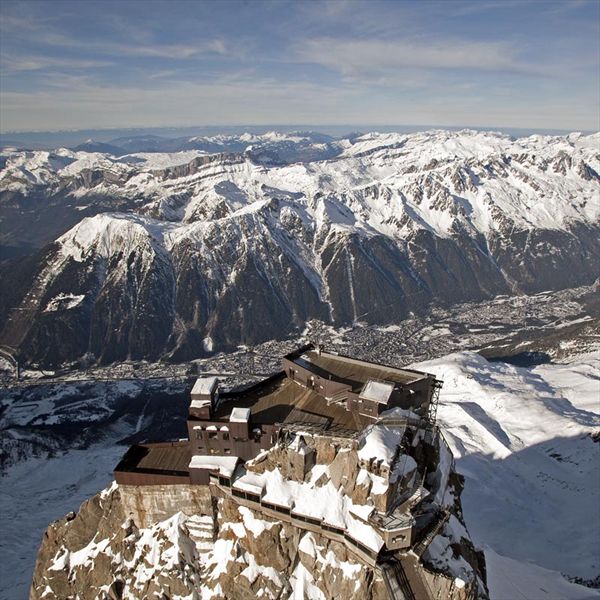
<box><xmin>1</xmin><ymin>123</ymin><xmax>596</xmax><ymax>137</ymax></box>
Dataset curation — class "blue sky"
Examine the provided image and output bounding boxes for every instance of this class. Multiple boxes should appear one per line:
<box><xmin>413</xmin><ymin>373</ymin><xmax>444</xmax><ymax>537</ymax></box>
<box><xmin>1</xmin><ymin>0</ymin><xmax>598</xmax><ymax>132</ymax></box>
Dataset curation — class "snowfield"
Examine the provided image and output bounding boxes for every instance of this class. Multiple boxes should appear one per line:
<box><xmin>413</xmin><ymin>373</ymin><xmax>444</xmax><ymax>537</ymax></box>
<box><xmin>413</xmin><ymin>351</ymin><xmax>600</xmax><ymax>599</ymax></box>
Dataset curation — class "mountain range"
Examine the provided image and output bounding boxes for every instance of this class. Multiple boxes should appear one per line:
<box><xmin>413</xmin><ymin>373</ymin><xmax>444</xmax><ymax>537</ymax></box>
<box><xmin>1</xmin><ymin>129</ymin><xmax>598</xmax><ymax>367</ymax></box>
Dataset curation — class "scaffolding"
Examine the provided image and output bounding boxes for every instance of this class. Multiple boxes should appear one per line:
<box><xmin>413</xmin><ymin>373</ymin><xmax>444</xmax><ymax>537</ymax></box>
<box><xmin>426</xmin><ymin>379</ymin><xmax>443</xmax><ymax>432</ymax></box>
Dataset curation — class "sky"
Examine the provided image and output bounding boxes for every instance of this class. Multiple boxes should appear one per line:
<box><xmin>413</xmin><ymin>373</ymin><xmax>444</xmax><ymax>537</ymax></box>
<box><xmin>0</xmin><ymin>0</ymin><xmax>599</xmax><ymax>133</ymax></box>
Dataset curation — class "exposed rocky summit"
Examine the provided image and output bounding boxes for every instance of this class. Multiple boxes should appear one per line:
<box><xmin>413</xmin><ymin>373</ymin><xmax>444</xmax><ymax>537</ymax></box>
<box><xmin>31</xmin><ymin>424</ymin><xmax>487</xmax><ymax>600</ymax></box>
<box><xmin>1</xmin><ymin>130</ymin><xmax>598</xmax><ymax>366</ymax></box>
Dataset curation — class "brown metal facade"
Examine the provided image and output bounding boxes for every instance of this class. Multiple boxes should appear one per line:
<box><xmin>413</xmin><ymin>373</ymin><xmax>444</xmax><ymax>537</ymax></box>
<box><xmin>115</xmin><ymin>344</ymin><xmax>437</xmax><ymax>487</ymax></box>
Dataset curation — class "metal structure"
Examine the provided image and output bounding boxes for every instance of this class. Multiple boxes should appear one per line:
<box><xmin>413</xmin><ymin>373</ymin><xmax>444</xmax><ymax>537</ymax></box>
<box><xmin>426</xmin><ymin>379</ymin><xmax>443</xmax><ymax>432</ymax></box>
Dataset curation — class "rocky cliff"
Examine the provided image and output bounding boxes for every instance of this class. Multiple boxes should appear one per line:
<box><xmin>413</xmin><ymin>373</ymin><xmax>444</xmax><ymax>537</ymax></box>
<box><xmin>30</xmin><ymin>424</ymin><xmax>487</xmax><ymax>600</ymax></box>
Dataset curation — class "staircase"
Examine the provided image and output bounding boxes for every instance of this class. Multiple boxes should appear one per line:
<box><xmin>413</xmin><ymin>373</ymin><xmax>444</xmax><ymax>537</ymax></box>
<box><xmin>185</xmin><ymin>515</ymin><xmax>215</xmax><ymax>560</ymax></box>
<box><xmin>413</xmin><ymin>510</ymin><xmax>451</xmax><ymax>557</ymax></box>
<box><xmin>380</xmin><ymin>561</ymin><xmax>416</xmax><ymax>600</ymax></box>
<box><xmin>326</xmin><ymin>390</ymin><xmax>348</xmax><ymax>406</ymax></box>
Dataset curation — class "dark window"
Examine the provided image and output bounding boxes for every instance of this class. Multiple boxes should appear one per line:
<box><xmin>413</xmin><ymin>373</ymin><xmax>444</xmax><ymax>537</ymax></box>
<box><xmin>224</xmin><ymin>448</ymin><xmax>231</xmax><ymax>454</ymax></box>
<box><xmin>208</xmin><ymin>431</ymin><xmax>218</xmax><ymax>439</ymax></box>
<box><xmin>222</xmin><ymin>432</ymin><xmax>230</xmax><ymax>440</ymax></box>
<box><xmin>195</xmin><ymin>430</ymin><xmax>203</xmax><ymax>440</ymax></box>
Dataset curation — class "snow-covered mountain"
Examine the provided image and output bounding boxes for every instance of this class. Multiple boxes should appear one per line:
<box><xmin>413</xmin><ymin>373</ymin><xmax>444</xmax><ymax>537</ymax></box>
<box><xmin>1</xmin><ymin>130</ymin><xmax>598</xmax><ymax>366</ymax></box>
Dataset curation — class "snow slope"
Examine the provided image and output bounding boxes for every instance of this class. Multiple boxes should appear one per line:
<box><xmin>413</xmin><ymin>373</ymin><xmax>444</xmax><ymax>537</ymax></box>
<box><xmin>413</xmin><ymin>351</ymin><xmax>600</xmax><ymax>597</ymax></box>
<box><xmin>485</xmin><ymin>547</ymin><xmax>598</xmax><ymax>600</ymax></box>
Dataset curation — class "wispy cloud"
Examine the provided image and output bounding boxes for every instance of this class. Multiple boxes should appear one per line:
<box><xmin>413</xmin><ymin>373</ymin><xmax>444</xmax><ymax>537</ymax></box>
<box><xmin>297</xmin><ymin>38</ymin><xmax>540</xmax><ymax>79</ymax></box>
<box><xmin>1</xmin><ymin>55</ymin><xmax>112</xmax><ymax>73</ymax></box>
<box><xmin>34</xmin><ymin>30</ymin><xmax>228</xmax><ymax>60</ymax></box>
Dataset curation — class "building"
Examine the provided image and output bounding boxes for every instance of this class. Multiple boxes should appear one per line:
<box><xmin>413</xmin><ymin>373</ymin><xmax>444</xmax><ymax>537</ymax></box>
<box><xmin>114</xmin><ymin>343</ymin><xmax>443</xmax><ymax>562</ymax></box>
<box><xmin>115</xmin><ymin>344</ymin><xmax>439</xmax><ymax>485</ymax></box>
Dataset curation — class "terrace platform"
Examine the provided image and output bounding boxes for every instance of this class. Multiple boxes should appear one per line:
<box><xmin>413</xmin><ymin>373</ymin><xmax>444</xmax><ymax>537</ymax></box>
<box><xmin>114</xmin><ymin>441</ymin><xmax>190</xmax><ymax>485</ymax></box>
<box><xmin>296</xmin><ymin>350</ymin><xmax>429</xmax><ymax>391</ymax></box>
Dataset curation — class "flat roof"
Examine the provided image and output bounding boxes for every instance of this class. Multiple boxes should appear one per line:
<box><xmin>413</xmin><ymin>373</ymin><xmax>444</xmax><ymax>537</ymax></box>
<box><xmin>214</xmin><ymin>374</ymin><xmax>363</xmax><ymax>431</ymax></box>
<box><xmin>294</xmin><ymin>351</ymin><xmax>430</xmax><ymax>390</ymax></box>
<box><xmin>360</xmin><ymin>380</ymin><xmax>394</xmax><ymax>404</ymax></box>
<box><xmin>230</xmin><ymin>407</ymin><xmax>251</xmax><ymax>423</ymax></box>
<box><xmin>115</xmin><ymin>442</ymin><xmax>190</xmax><ymax>475</ymax></box>
<box><xmin>192</xmin><ymin>376</ymin><xmax>219</xmax><ymax>396</ymax></box>
<box><xmin>189</xmin><ymin>455</ymin><xmax>240</xmax><ymax>477</ymax></box>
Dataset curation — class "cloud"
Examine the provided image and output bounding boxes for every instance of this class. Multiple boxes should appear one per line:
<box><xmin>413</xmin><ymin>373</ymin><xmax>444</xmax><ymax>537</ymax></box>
<box><xmin>34</xmin><ymin>30</ymin><xmax>228</xmax><ymax>60</ymax></box>
<box><xmin>1</xmin><ymin>55</ymin><xmax>113</xmax><ymax>73</ymax></box>
<box><xmin>105</xmin><ymin>40</ymin><xmax>225</xmax><ymax>59</ymax></box>
<box><xmin>297</xmin><ymin>38</ymin><xmax>540</xmax><ymax>78</ymax></box>
<box><xmin>1</xmin><ymin>74</ymin><xmax>597</xmax><ymax>133</ymax></box>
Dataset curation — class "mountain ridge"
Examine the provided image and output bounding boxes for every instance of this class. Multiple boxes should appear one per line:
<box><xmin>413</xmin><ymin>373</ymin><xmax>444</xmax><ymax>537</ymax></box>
<box><xmin>1</xmin><ymin>129</ymin><xmax>598</xmax><ymax>366</ymax></box>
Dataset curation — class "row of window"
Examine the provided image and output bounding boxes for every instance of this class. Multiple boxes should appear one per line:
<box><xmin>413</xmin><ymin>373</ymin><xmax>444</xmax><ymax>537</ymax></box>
<box><xmin>225</xmin><ymin>481</ymin><xmax>379</xmax><ymax>558</ymax></box>
<box><xmin>196</xmin><ymin>430</ymin><xmax>229</xmax><ymax>440</ymax></box>
<box><xmin>197</xmin><ymin>446</ymin><xmax>233</xmax><ymax>455</ymax></box>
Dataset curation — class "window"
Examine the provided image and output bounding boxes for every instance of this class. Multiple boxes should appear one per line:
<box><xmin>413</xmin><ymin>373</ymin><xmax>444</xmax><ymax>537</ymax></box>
<box><xmin>222</xmin><ymin>432</ymin><xmax>230</xmax><ymax>440</ymax></box>
<box><xmin>224</xmin><ymin>448</ymin><xmax>231</xmax><ymax>454</ymax></box>
<box><xmin>195</xmin><ymin>430</ymin><xmax>203</xmax><ymax>440</ymax></box>
<box><xmin>208</xmin><ymin>432</ymin><xmax>218</xmax><ymax>439</ymax></box>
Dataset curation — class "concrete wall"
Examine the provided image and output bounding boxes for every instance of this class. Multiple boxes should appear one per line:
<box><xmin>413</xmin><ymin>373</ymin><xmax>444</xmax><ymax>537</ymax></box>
<box><xmin>119</xmin><ymin>483</ymin><xmax>213</xmax><ymax>529</ymax></box>
<box><xmin>115</xmin><ymin>472</ymin><xmax>189</xmax><ymax>486</ymax></box>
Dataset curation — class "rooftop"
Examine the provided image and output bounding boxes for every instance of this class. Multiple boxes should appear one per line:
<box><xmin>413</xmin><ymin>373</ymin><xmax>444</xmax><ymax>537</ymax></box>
<box><xmin>360</xmin><ymin>380</ymin><xmax>394</xmax><ymax>404</ymax></box>
<box><xmin>230</xmin><ymin>407</ymin><xmax>251</xmax><ymax>423</ymax></box>
<box><xmin>191</xmin><ymin>376</ymin><xmax>219</xmax><ymax>396</ymax></box>
<box><xmin>189</xmin><ymin>455</ymin><xmax>240</xmax><ymax>477</ymax></box>
<box><xmin>115</xmin><ymin>442</ymin><xmax>190</xmax><ymax>476</ymax></box>
<box><xmin>215</xmin><ymin>375</ymin><xmax>363</xmax><ymax>431</ymax></box>
<box><xmin>293</xmin><ymin>350</ymin><xmax>430</xmax><ymax>391</ymax></box>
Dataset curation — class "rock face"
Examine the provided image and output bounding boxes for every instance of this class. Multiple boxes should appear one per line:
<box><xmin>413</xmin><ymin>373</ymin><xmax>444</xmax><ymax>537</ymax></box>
<box><xmin>2</xmin><ymin>130</ymin><xmax>598</xmax><ymax>366</ymax></box>
<box><xmin>30</xmin><ymin>427</ymin><xmax>487</xmax><ymax>600</ymax></box>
